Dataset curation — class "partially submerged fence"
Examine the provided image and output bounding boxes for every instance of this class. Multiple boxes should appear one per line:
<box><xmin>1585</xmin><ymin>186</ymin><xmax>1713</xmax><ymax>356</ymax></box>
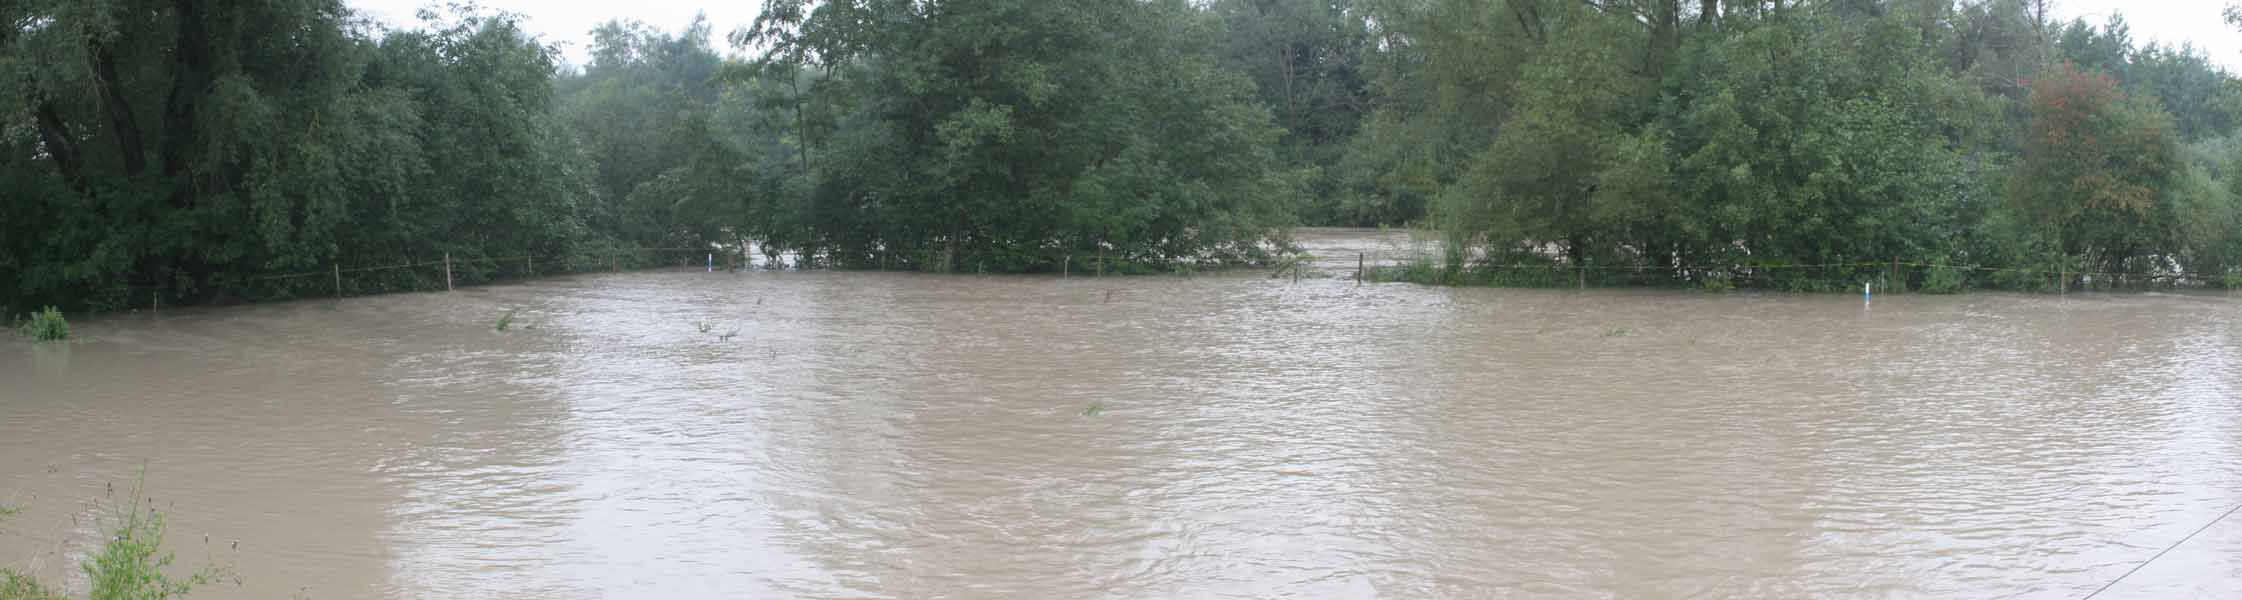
<box><xmin>1316</xmin><ymin>250</ymin><xmax>2230</xmax><ymax>293</ymax></box>
<box><xmin>55</xmin><ymin>241</ymin><xmax>2232</xmax><ymax>316</ymax></box>
<box><xmin>102</xmin><ymin>247</ymin><xmax>744</xmax><ymax>313</ymax></box>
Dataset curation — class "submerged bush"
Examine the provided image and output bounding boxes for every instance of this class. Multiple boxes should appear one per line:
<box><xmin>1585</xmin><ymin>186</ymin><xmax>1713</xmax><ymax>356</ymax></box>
<box><xmin>17</xmin><ymin>306</ymin><xmax>66</xmax><ymax>341</ymax></box>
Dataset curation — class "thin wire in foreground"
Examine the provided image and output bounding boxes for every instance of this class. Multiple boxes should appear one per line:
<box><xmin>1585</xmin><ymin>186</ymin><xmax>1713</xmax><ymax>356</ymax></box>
<box><xmin>2081</xmin><ymin>500</ymin><xmax>2242</xmax><ymax>599</ymax></box>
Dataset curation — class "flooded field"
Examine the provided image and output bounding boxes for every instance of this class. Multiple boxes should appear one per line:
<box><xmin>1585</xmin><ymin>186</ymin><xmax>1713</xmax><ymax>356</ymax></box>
<box><xmin>4</xmin><ymin>232</ymin><xmax>2240</xmax><ymax>598</ymax></box>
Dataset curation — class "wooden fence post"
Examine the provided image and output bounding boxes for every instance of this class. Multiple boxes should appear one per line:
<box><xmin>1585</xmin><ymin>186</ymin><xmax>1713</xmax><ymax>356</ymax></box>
<box><xmin>1064</xmin><ymin>255</ymin><xmax>1070</xmax><ymax>279</ymax></box>
<box><xmin>1358</xmin><ymin>252</ymin><xmax>1365</xmax><ymax>285</ymax></box>
<box><xmin>444</xmin><ymin>253</ymin><xmax>453</xmax><ymax>291</ymax></box>
<box><xmin>527</xmin><ymin>254</ymin><xmax>534</xmax><ymax>277</ymax></box>
<box><xmin>333</xmin><ymin>263</ymin><xmax>342</xmax><ymax>299</ymax></box>
<box><xmin>1097</xmin><ymin>247</ymin><xmax>1105</xmax><ymax>277</ymax></box>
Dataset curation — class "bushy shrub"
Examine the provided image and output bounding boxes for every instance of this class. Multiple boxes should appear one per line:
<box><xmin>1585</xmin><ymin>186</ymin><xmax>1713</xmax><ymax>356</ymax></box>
<box><xmin>1920</xmin><ymin>265</ymin><xmax>1966</xmax><ymax>294</ymax></box>
<box><xmin>17</xmin><ymin>306</ymin><xmax>66</xmax><ymax>341</ymax></box>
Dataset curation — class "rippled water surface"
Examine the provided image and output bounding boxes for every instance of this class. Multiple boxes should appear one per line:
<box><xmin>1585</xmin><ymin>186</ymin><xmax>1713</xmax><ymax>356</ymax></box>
<box><xmin>4</xmin><ymin>231</ymin><xmax>2241</xmax><ymax>598</ymax></box>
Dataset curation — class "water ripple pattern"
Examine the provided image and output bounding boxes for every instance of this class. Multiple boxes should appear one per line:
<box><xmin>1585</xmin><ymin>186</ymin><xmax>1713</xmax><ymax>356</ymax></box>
<box><xmin>2</xmin><ymin>232</ymin><xmax>2239</xmax><ymax>598</ymax></box>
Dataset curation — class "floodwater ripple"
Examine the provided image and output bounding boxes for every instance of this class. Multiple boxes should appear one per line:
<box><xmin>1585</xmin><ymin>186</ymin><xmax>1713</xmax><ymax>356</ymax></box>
<box><xmin>2</xmin><ymin>230</ymin><xmax>2239</xmax><ymax>598</ymax></box>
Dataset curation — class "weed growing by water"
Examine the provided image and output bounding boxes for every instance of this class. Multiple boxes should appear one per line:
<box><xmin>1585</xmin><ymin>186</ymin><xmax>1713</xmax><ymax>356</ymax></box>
<box><xmin>0</xmin><ymin>571</ymin><xmax>62</xmax><ymax>600</ymax></box>
<box><xmin>1083</xmin><ymin>403</ymin><xmax>1104</xmax><ymax>416</ymax></box>
<box><xmin>82</xmin><ymin>474</ymin><xmax>230</xmax><ymax>600</ymax></box>
<box><xmin>17</xmin><ymin>307</ymin><xmax>67</xmax><ymax>341</ymax></box>
<box><xmin>0</xmin><ymin>474</ymin><xmax>229</xmax><ymax>600</ymax></box>
<box><xmin>495</xmin><ymin>309</ymin><xmax>518</xmax><ymax>332</ymax></box>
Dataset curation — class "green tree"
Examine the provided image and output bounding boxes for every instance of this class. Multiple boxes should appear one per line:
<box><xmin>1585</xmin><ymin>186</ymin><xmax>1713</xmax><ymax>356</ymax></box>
<box><xmin>2010</xmin><ymin>62</ymin><xmax>2184</xmax><ymax>275</ymax></box>
<box><xmin>740</xmin><ymin>0</ymin><xmax>1295</xmax><ymax>271</ymax></box>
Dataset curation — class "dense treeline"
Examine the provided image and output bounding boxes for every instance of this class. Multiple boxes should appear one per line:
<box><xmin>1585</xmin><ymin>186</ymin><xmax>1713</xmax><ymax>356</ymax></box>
<box><xmin>1347</xmin><ymin>0</ymin><xmax>2242</xmax><ymax>291</ymax></box>
<box><xmin>10</xmin><ymin>0</ymin><xmax>2242</xmax><ymax>314</ymax></box>
<box><xmin>3</xmin><ymin>2</ymin><xmax>605</xmax><ymax>313</ymax></box>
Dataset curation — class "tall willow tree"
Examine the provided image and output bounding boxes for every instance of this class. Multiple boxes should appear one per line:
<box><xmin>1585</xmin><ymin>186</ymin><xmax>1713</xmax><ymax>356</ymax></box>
<box><xmin>3</xmin><ymin>0</ymin><xmax>375</xmax><ymax>309</ymax></box>
<box><xmin>741</xmin><ymin>0</ymin><xmax>1298</xmax><ymax>271</ymax></box>
<box><xmin>557</xmin><ymin>16</ymin><xmax>729</xmax><ymax>248</ymax></box>
<box><xmin>3</xmin><ymin>2</ymin><xmax>597</xmax><ymax>312</ymax></box>
<box><xmin>1209</xmin><ymin>0</ymin><xmax>1375</xmax><ymax>225</ymax></box>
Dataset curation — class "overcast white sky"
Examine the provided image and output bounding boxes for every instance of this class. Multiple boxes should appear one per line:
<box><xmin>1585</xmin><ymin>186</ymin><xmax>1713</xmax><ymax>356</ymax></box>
<box><xmin>343</xmin><ymin>0</ymin><xmax>2242</xmax><ymax>72</ymax></box>
<box><xmin>2062</xmin><ymin>0</ymin><xmax>2242</xmax><ymax>71</ymax></box>
<box><xmin>345</xmin><ymin>1</ymin><xmax>764</xmax><ymax>67</ymax></box>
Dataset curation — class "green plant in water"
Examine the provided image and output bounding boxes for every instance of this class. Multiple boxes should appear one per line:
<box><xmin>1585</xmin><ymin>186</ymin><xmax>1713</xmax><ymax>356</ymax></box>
<box><xmin>1</xmin><ymin>571</ymin><xmax>62</xmax><ymax>600</ymax></box>
<box><xmin>1083</xmin><ymin>403</ymin><xmax>1104</xmax><ymax>417</ymax></box>
<box><xmin>495</xmin><ymin>309</ymin><xmax>518</xmax><ymax>332</ymax></box>
<box><xmin>1602</xmin><ymin>326</ymin><xmax>1631</xmax><ymax>338</ymax></box>
<box><xmin>1</xmin><ymin>474</ymin><xmax>228</xmax><ymax>600</ymax></box>
<box><xmin>17</xmin><ymin>306</ymin><xmax>67</xmax><ymax>341</ymax></box>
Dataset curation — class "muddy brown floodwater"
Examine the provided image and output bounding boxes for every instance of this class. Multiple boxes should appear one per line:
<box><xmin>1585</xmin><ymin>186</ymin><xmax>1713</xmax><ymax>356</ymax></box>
<box><xmin>4</xmin><ymin>230</ymin><xmax>2241</xmax><ymax>599</ymax></box>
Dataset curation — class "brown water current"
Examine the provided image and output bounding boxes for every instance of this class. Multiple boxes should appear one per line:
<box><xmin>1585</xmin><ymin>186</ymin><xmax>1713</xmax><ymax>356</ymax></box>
<box><xmin>3</xmin><ymin>230</ymin><xmax>2241</xmax><ymax>598</ymax></box>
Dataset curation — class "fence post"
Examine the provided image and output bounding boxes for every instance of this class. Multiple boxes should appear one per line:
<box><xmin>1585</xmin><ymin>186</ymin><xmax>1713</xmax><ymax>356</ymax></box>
<box><xmin>333</xmin><ymin>262</ymin><xmax>342</xmax><ymax>299</ymax></box>
<box><xmin>527</xmin><ymin>254</ymin><xmax>534</xmax><ymax>277</ymax></box>
<box><xmin>1358</xmin><ymin>252</ymin><xmax>1365</xmax><ymax>286</ymax></box>
<box><xmin>1578</xmin><ymin>266</ymin><xmax>1586</xmax><ymax>290</ymax></box>
<box><xmin>1064</xmin><ymin>256</ymin><xmax>1070</xmax><ymax>279</ymax></box>
<box><xmin>445</xmin><ymin>253</ymin><xmax>454</xmax><ymax>291</ymax></box>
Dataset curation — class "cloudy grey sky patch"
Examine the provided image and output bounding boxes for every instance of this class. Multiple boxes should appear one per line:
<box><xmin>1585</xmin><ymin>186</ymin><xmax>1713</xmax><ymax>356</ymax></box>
<box><xmin>346</xmin><ymin>0</ymin><xmax>762</xmax><ymax>67</ymax></box>
<box><xmin>344</xmin><ymin>1</ymin><xmax>2242</xmax><ymax>72</ymax></box>
<box><xmin>2060</xmin><ymin>0</ymin><xmax>2242</xmax><ymax>71</ymax></box>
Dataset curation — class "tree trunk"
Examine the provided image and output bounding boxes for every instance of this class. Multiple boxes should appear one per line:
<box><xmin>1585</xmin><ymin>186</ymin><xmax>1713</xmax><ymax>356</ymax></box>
<box><xmin>31</xmin><ymin>99</ymin><xmax>85</xmax><ymax>187</ymax></box>
<box><xmin>163</xmin><ymin>0</ymin><xmax>213</xmax><ymax>210</ymax></box>
<box><xmin>1700</xmin><ymin>0</ymin><xmax>1718</xmax><ymax>30</ymax></box>
<box><xmin>93</xmin><ymin>44</ymin><xmax>148</xmax><ymax>176</ymax></box>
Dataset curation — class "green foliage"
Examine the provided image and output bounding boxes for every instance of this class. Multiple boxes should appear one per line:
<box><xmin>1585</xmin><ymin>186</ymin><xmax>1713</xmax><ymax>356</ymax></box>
<box><xmin>3</xmin><ymin>2</ymin><xmax>598</xmax><ymax>313</ymax></box>
<box><xmin>2011</xmin><ymin>63</ymin><xmax>2186</xmax><ymax>274</ymax></box>
<box><xmin>18</xmin><ymin>307</ymin><xmax>68</xmax><ymax>342</ymax></box>
<box><xmin>733</xmin><ymin>0</ymin><xmax>1298</xmax><ymax>272</ymax></box>
<box><xmin>83</xmin><ymin>485</ymin><xmax>225</xmax><ymax>600</ymax></box>
<box><xmin>1208</xmin><ymin>0</ymin><xmax>1374</xmax><ymax>225</ymax></box>
<box><xmin>495</xmin><ymin>309</ymin><xmax>517</xmax><ymax>332</ymax></box>
<box><xmin>0</xmin><ymin>571</ymin><xmax>63</xmax><ymax>600</ymax></box>
<box><xmin>10</xmin><ymin>0</ymin><xmax>2242</xmax><ymax>305</ymax></box>
<box><xmin>1</xmin><ymin>477</ymin><xmax>225</xmax><ymax>600</ymax></box>
<box><xmin>1344</xmin><ymin>0</ymin><xmax>2242</xmax><ymax>291</ymax></box>
<box><xmin>1920</xmin><ymin>265</ymin><xmax>1967</xmax><ymax>294</ymax></box>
